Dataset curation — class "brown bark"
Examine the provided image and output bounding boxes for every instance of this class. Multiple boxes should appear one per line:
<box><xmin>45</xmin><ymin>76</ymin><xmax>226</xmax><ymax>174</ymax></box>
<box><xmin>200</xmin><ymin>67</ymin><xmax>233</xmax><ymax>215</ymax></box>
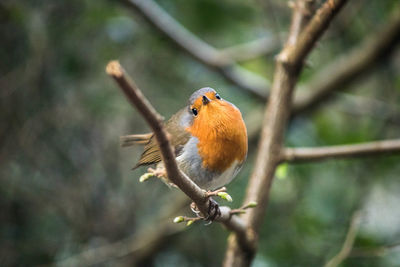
<box><xmin>282</xmin><ymin>139</ymin><xmax>400</xmax><ymax>162</ymax></box>
<box><xmin>223</xmin><ymin>1</ymin><xmax>348</xmax><ymax>266</ymax></box>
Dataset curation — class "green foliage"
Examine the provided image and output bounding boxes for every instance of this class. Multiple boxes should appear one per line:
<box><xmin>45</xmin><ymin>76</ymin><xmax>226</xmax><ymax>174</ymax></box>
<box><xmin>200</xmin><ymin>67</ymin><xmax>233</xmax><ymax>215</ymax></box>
<box><xmin>275</xmin><ymin>163</ymin><xmax>289</xmax><ymax>180</ymax></box>
<box><xmin>217</xmin><ymin>192</ymin><xmax>233</xmax><ymax>202</ymax></box>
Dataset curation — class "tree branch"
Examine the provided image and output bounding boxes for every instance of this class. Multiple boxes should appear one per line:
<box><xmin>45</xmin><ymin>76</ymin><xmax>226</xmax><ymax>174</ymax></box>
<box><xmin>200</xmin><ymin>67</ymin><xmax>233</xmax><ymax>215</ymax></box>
<box><xmin>224</xmin><ymin>0</ymin><xmax>347</xmax><ymax>266</ymax></box>
<box><xmin>282</xmin><ymin>139</ymin><xmax>400</xmax><ymax>162</ymax></box>
<box><xmin>287</xmin><ymin>0</ymin><xmax>316</xmax><ymax>46</ymax></box>
<box><xmin>293</xmin><ymin>8</ymin><xmax>400</xmax><ymax>114</ymax></box>
<box><xmin>106</xmin><ymin>60</ymin><xmax>253</xmax><ymax>251</ymax></box>
<box><xmin>281</xmin><ymin>0</ymin><xmax>348</xmax><ymax>68</ymax></box>
<box><xmin>325</xmin><ymin>211</ymin><xmax>362</xmax><ymax>267</ymax></box>
<box><xmin>121</xmin><ymin>0</ymin><xmax>274</xmax><ymax>99</ymax></box>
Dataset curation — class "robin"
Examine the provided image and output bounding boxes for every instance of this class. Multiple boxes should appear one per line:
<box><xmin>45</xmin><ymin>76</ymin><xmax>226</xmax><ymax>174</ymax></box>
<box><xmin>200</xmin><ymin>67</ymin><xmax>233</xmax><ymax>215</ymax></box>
<box><xmin>121</xmin><ymin>87</ymin><xmax>248</xmax><ymax>191</ymax></box>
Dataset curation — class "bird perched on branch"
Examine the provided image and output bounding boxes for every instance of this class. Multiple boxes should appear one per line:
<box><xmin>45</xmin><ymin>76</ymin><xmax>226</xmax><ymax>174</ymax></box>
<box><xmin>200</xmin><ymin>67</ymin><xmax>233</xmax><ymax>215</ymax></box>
<box><xmin>121</xmin><ymin>87</ymin><xmax>247</xmax><ymax>191</ymax></box>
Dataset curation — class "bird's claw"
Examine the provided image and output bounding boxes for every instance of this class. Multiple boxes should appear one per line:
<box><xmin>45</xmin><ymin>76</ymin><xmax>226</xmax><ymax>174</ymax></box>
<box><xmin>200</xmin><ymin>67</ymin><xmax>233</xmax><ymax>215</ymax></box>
<box><xmin>204</xmin><ymin>198</ymin><xmax>221</xmax><ymax>223</ymax></box>
<box><xmin>189</xmin><ymin>198</ymin><xmax>221</xmax><ymax>224</ymax></box>
<box><xmin>146</xmin><ymin>167</ymin><xmax>177</xmax><ymax>188</ymax></box>
<box><xmin>190</xmin><ymin>202</ymin><xmax>201</xmax><ymax>215</ymax></box>
<box><xmin>147</xmin><ymin>167</ymin><xmax>167</xmax><ymax>178</ymax></box>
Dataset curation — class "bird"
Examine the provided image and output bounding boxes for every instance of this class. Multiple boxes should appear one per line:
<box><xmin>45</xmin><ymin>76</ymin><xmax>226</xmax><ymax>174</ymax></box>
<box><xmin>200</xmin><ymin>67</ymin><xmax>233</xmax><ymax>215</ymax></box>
<box><xmin>121</xmin><ymin>87</ymin><xmax>248</xmax><ymax>191</ymax></box>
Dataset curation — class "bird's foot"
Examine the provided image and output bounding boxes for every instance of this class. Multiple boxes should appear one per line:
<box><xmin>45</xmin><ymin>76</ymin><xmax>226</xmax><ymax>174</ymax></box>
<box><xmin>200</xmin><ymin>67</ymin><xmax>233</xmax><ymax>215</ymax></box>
<box><xmin>204</xmin><ymin>198</ymin><xmax>221</xmax><ymax>223</ymax></box>
<box><xmin>145</xmin><ymin>167</ymin><xmax>177</xmax><ymax>188</ymax></box>
<box><xmin>147</xmin><ymin>167</ymin><xmax>167</xmax><ymax>178</ymax></box>
<box><xmin>139</xmin><ymin>166</ymin><xmax>167</xmax><ymax>183</ymax></box>
<box><xmin>190</xmin><ymin>202</ymin><xmax>201</xmax><ymax>215</ymax></box>
<box><xmin>189</xmin><ymin>198</ymin><xmax>221</xmax><ymax>224</ymax></box>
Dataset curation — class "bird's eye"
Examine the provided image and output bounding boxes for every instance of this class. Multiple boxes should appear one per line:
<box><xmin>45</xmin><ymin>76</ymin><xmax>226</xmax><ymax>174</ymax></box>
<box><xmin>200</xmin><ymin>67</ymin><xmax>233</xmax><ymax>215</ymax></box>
<box><xmin>191</xmin><ymin>108</ymin><xmax>198</xmax><ymax>116</ymax></box>
<box><xmin>215</xmin><ymin>93</ymin><xmax>221</xmax><ymax>100</ymax></box>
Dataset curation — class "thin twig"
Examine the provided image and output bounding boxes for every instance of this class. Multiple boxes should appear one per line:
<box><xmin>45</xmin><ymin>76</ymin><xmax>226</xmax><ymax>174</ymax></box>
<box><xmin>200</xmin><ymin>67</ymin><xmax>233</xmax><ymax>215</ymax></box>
<box><xmin>325</xmin><ymin>211</ymin><xmax>362</xmax><ymax>267</ymax></box>
<box><xmin>121</xmin><ymin>0</ymin><xmax>274</xmax><ymax>99</ymax></box>
<box><xmin>105</xmin><ymin>61</ymin><xmax>252</xmax><ymax>250</ymax></box>
<box><xmin>281</xmin><ymin>139</ymin><xmax>400</xmax><ymax>162</ymax></box>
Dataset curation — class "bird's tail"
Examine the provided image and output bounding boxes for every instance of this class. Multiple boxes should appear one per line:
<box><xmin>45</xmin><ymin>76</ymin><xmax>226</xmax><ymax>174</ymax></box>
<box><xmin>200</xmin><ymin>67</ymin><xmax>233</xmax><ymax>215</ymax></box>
<box><xmin>120</xmin><ymin>133</ymin><xmax>153</xmax><ymax>147</ymax></box>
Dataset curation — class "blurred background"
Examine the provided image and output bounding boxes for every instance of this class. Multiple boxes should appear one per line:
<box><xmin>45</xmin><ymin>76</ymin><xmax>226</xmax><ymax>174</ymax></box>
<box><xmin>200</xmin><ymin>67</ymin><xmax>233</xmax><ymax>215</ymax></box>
<box><xmin>1</xmin><ymin>0</ymin><xmax>400</xmax><ymax>266</ymax></box>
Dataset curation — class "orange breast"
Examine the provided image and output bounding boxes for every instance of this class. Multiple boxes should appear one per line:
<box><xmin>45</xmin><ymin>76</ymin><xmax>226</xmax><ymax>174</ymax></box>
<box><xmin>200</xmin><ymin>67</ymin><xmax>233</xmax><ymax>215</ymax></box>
<box><xmin>186</xmin><ymin>100</ymin><xmax>247</xmax><ymax>172</ymax></box>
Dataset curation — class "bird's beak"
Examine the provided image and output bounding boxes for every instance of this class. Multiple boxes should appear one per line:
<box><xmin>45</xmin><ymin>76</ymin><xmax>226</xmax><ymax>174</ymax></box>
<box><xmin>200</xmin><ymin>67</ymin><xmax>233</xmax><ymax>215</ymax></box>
<box><xmin>202</xmin><ymin>95</ymin><xmax>210</xmax><ymax>105</ymax></box>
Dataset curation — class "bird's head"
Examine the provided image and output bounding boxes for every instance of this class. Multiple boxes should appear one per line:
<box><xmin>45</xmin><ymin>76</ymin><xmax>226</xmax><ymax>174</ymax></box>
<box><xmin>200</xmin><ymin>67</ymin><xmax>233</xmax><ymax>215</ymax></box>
<box><xmin>187</xmin><ymin>87</ymin><xmax>242</xmax><ymax>127</ymax></box>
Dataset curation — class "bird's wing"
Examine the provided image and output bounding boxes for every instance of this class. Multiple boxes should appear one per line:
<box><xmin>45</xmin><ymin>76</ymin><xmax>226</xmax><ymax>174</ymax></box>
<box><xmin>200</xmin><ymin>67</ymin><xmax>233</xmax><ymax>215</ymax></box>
<box><xmin>120</xmin><ymin>133</ymin><xmax>153</xmax><ymax>147</ymax></box>
<box><xmin>133</xmin><ymin>108</ymin><xmax>191</xmax><ymax>169</ymax></box>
